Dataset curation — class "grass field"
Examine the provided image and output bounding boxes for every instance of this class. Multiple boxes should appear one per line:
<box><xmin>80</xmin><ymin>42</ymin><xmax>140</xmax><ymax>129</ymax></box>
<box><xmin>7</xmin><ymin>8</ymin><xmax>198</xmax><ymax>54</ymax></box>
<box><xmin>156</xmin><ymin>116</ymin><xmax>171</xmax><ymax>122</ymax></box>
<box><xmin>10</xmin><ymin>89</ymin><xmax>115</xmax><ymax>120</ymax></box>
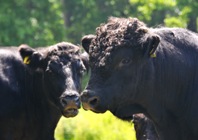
<box><xmin>55</xmin><ymin>109</ymin><xmax>136</xmax><ymax>140</ymax></box>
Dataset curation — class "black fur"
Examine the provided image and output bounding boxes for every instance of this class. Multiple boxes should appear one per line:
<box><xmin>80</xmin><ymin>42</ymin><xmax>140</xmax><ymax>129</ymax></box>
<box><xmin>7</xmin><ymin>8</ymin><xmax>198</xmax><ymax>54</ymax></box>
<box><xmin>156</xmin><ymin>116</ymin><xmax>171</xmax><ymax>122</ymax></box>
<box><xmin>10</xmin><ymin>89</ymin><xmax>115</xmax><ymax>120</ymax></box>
<box><xmin>81</xmin><ymin>17</ymin><xmax>198</xmax><ymax>140</ymax></box>
<box><xmin>0</xmin><ymin>42</ymin><xmax>88</xmax><ymax>140</ymax></box>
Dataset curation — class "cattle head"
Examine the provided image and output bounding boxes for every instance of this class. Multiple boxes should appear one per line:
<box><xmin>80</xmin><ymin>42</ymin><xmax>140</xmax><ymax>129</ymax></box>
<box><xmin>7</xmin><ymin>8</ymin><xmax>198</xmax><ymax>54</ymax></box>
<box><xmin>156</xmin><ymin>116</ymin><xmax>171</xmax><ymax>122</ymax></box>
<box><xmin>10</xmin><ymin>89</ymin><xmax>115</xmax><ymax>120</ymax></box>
<box><xmin>81</xmin><ymin>17</ymin><xmax>160</xmax><ymax>120</ymax></box>
<box><xmin>19</xmin><ymin>42</ymin><xmax>88</xmax><ymax>117</ymax></box>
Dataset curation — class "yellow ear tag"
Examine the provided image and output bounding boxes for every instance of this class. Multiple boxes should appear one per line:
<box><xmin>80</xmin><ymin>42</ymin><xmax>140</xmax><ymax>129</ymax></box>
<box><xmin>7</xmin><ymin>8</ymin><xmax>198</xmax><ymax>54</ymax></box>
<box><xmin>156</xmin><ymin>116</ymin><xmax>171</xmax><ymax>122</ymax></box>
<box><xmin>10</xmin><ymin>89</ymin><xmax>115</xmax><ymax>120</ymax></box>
<box><xmin>23</xmin><ymin>56</ymin><xmax>31</xmax><ymax>64</ymax></box>
<box><xmin>150</xmin><ymin>53</ymin><xmax>156</xmax><ymax>58</ymax></box>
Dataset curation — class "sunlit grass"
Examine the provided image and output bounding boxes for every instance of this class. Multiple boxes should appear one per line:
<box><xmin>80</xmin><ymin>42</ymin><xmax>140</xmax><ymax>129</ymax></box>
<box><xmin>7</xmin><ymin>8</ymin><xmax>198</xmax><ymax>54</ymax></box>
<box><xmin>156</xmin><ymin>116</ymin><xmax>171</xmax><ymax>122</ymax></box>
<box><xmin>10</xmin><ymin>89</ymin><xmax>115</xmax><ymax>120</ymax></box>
<box><xmin>55</xmin><ymin>109</ymin><xmax>136</xmax><ymax>140</ymax></box>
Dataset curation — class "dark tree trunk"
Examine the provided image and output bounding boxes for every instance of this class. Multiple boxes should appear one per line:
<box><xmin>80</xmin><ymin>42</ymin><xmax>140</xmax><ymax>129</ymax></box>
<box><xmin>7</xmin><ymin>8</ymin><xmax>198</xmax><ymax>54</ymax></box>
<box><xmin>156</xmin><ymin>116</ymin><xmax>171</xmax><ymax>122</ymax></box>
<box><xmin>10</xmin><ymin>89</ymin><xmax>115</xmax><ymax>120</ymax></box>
<box><xmin>61</xmin><ymin>0</ymin><xmax>73</xmax><ymax>28</ymax></box>
<box><xmin>150</xmin><ymin>10</ymin><xmax>166</xmax><ymax>26</ymax></box>
<box><xmin>187</xmin><ymin>14</ymin><xmax>197</xmax><ymax>32</ymax></box>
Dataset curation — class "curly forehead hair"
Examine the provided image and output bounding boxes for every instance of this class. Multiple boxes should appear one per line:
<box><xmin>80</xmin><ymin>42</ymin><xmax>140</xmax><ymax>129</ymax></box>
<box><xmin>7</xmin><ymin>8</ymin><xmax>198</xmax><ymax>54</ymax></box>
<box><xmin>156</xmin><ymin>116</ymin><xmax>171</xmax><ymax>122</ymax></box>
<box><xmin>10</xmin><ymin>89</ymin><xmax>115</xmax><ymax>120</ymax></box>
<box><xmin>46</xmin><ymin>42</ymin><xmax>80</xmax><ymax>58</ymax></box>
<box><xmin>89</xmin><ymin>17</ymin><xmax>148</xmax><ymax>68</ymax></box>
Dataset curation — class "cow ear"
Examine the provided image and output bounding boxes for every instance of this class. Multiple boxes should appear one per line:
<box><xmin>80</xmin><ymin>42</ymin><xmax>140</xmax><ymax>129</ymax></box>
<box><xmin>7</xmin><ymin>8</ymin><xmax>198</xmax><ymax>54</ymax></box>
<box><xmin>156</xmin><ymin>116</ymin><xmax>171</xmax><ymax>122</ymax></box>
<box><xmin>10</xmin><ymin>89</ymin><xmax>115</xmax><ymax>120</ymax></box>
<box><xmin>81</xmin><ymin>34</ymin><xmax>96</xmax><ymax>53</ymax></box>
<box><xmin>18</xmin><ymin>44</ymin><xmax>44</xmax><ymax>70</ymax></box>
<box><xmin>144</xmin><ymin>34</ymin><xmax>160</xmax><ymax>58</ymax></box>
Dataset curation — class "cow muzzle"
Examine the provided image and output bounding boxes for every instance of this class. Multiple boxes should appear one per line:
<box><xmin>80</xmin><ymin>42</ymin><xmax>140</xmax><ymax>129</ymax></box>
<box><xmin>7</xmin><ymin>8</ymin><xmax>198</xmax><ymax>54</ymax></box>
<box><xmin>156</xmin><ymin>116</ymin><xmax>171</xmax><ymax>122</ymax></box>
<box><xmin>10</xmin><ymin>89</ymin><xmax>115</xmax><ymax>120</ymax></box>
<box><xmin>81</xmin><ymin>90</ymin><xmax>102</xmax><ymax>113</ymax></box>
<box><xmin>60</xmin><ymin>94</ymin><xmax>81</xmax><ymax>117</ymax></box>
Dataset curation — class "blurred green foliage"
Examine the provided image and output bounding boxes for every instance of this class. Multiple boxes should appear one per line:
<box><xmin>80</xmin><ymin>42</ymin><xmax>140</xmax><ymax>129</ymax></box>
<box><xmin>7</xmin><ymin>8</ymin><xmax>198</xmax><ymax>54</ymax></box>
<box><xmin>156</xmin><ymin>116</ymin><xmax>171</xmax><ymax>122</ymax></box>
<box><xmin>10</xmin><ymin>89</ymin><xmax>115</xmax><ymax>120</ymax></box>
<box><xmin>0</xmin><ymin>0</ymin><xmax>65</xmax><ymax>46</ymax></box>
<box><xmin>55</xmin><ymin>110</ymin><xmax>136</xmax><ymax>140</ymax></box>
<box><xmin>0</xmin><ymin>0</ymin><xmax>197</xmax><ymax>46</ymax></box>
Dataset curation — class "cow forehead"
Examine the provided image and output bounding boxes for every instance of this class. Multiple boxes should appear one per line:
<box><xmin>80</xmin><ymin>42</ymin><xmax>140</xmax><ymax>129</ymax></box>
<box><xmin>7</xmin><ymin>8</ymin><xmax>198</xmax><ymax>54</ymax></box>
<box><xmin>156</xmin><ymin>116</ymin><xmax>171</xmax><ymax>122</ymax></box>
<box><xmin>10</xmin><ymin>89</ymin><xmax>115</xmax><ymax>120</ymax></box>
<box><xmin>46</xmin><ymin>42</ymin><xmax>80</xmax><ymax>61</ymax></box>
<box><xmin>93</xmin><ymin>17</ymin><xmax>146</xmax><ymax>48</ymax></box>
<box><xmin>89</xmin><ymin>17</ymin><xmax>147</xmax><ymax>68</ymax></box>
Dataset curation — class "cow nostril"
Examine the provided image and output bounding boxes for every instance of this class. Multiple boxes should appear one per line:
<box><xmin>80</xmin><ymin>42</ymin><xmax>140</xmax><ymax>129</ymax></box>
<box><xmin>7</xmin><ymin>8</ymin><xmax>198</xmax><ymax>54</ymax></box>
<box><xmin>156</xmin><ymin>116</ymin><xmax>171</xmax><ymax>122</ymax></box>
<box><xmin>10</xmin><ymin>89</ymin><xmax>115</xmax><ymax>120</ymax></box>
<box><xmin>88</xmin><ymin>97</ymin><xmax>99</xmax><ymax>106</ymax></box>
<box><xmin>61</xmin><ymin>98</ymin><xmax>68</xmax><ymax>106</ymax></box>
<box><xmin>61</xmin><ymin>94</ymin><xmax>80</xmax><ymax>106</ymax></box>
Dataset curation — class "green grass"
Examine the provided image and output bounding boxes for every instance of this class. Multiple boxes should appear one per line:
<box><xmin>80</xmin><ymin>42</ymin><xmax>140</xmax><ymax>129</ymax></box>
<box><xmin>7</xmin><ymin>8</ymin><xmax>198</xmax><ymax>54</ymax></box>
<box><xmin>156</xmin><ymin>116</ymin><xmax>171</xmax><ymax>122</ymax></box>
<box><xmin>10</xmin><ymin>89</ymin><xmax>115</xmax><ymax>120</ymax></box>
<box><xmin>55</xmin><ymin>109</ymin><xmax>136</xmax><ymax>140</ymax></box>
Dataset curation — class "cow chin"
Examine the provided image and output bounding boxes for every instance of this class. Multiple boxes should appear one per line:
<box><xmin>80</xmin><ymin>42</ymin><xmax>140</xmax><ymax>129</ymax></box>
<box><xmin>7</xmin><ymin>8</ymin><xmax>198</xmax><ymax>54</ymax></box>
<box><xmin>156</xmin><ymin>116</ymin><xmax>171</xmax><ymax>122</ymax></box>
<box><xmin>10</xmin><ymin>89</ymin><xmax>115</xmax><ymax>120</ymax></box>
<box><xmin>111</xmin><ymin>104</ymin><xmax>145</xmax><ymax>121</ymax></box>
<box><xmin>112</xmin><ymin>111</ymin><xmax>133</xmax><ymax>121</ymax></box>
<box><xmin>62</xmin><ymin>108</ymin><xmax>79</xmax><ymax>118</ymax></box>
<box><xmin>90</xmin><ymin>108</ymin><xmax>106</xmax><ymax>114</ymax></box>
<box><xmin>82</xmin><ymin>102</ymin><xmax>107</xmax><ymax>114</ymax></box>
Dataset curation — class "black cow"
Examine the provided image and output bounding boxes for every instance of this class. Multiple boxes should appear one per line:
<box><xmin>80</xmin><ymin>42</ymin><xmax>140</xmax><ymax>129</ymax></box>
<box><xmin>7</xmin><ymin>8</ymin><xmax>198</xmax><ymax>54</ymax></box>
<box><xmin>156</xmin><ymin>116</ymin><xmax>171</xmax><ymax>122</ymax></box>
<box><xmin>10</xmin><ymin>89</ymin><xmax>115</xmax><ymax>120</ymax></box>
<box><xmin>81</xmin><ymin>17</ymin><xmax>198</xmax><ymax>140</ymax></box>
<box><xmin>0</xmin><ymin>42</ymin><xmax>88</xmax><ymax>140</ymax></box>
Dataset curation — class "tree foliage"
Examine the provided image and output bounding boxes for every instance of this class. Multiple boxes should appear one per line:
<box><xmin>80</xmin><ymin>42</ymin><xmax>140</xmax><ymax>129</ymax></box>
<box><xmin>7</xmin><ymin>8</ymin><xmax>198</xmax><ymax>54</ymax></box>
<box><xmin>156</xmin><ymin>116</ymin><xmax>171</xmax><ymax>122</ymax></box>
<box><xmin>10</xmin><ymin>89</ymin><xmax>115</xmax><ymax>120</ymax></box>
<box><xmin>0</xmin><ymin>0</ymin><xmax>64</xmax><ymax>46</ymax></box>
<box><xmin>0</xmin><ymin>0</ymin><xmax>197</xmax><ymax>47</ymax></box>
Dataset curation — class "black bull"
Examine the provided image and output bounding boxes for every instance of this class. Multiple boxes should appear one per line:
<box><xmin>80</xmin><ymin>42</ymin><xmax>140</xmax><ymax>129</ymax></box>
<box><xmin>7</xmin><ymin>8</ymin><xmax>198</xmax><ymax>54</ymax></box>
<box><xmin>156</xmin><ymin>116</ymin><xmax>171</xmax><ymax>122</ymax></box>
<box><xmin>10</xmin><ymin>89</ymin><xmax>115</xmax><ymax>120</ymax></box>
<box><xmin>81</xmin><ymin>17</ymin><xmax>198</xmax><ymax>140</ymax></box>
<box><xmin>0</xmin><ymin>42</ymin><xmax>88</xmax><ymax>140</ymax></box>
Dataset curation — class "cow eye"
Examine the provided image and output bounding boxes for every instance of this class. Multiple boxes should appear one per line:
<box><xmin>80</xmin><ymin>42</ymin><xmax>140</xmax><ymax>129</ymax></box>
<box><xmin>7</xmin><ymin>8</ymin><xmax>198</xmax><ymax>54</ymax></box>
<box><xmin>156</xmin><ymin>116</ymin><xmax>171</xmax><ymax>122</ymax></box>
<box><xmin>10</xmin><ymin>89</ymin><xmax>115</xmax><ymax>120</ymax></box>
<box><xmin>119</xmin><ymin>58</ymin><xmax>132</xmax><ymax>67</ymax></box>
<box><xmin>122</xmin><ymin>59</ymin><xmax>131</xmax><ymax>64</ymax></box>
<box><xmin>46</xmin><ymin>60</ymin><xmax>63</xmax><ymax>75</ymax></box>
<box><xmin>121</xmin><ymin>58</ymin><xmax>131</xmax><ymax>65</ymax></box>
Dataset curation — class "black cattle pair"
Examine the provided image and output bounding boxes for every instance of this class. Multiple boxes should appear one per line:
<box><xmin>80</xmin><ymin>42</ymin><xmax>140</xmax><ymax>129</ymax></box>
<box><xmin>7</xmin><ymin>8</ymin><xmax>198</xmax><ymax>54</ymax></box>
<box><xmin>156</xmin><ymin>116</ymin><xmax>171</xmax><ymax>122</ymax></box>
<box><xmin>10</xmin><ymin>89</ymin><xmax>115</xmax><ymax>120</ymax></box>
<box><xmin>3</xmin><ymin>16</ymin><xmax>198</xmax><ymax>140</ymax></box>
